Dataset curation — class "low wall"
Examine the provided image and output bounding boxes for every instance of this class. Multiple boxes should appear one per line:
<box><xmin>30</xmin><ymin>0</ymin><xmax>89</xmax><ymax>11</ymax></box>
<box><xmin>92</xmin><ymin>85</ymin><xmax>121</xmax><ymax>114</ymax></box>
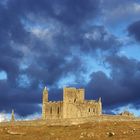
<box><xmin>44</xmin><ymin>115</ymin><xmax>140</xmax><ymax>126</ymax></box>
<box><xmin>0</xmin><ymin>115</ymin><xmax>140</xmax><ymax>126</ymax></box>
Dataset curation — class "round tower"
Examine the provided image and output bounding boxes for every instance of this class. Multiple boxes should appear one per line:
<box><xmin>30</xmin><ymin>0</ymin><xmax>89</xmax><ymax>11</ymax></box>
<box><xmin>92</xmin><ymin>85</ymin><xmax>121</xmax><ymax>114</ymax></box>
<box><xmin>98</xmin><ymin>97</ymin><xmax>102</xmax><ymax>115</ymax></box>
<box><xmin>42</xmin><ymin>86</ymin><xmax>48</xmax><ymax>119</ymax></box>
<box><xmin>11</xmin><ymin>109</ymin><xmax>15</xmax><ymax>122</ymax></box>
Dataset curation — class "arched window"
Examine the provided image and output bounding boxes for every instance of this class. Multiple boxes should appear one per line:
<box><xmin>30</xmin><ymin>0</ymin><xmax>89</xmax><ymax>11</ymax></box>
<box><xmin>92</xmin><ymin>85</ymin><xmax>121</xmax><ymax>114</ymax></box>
<box><xmin>89</xmin><ymin>108</ymin><xmax>90</xmax><ymax>112</ymax></box>
<box><xmin>50</xmin><ymin>107</ymin><xmax>52</xmax><ymax>114</ymax></box>
<box><xmin>74</xmin><ymin>98</ymin><xmax>76</xmax><ymax>103</ymax></box>
<box><xmin>57</xmin><ymin>107</ymin><xmax>59</xmax><ymax>114</ymax></box>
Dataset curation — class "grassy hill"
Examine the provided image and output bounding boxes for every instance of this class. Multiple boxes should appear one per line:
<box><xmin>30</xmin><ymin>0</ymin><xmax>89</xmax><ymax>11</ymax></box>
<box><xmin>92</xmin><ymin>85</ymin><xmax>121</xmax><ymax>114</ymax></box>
<box><xmin>0</xmin><ymin>121</ymin><xmax>140</xmax><ymax>140</ymax></box>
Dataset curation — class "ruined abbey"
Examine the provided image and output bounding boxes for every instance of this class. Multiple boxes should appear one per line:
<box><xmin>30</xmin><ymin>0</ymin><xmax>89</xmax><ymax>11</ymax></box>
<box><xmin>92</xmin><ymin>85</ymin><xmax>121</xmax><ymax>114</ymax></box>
<box><xmin>42</xmin><ymin>87</ymin><xmax>102</xmax><ymax>119</ymax></box>
<box><xmin>0</xmin><ymin>86</ymin><xmax>137</xmax><ymax>127</ymax></box>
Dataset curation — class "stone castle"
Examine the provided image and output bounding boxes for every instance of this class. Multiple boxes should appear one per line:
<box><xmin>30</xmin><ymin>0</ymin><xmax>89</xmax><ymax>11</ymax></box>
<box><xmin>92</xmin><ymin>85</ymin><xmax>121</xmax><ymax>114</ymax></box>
<box><xmin>42</xmin><ymin>87</ymin><xmax>102</xmax><ymax>119</ymax></box>
<box><xmin>0</xmin><ymin>86</ymin><xmax>137</xmax><ymax>127</ymax></box>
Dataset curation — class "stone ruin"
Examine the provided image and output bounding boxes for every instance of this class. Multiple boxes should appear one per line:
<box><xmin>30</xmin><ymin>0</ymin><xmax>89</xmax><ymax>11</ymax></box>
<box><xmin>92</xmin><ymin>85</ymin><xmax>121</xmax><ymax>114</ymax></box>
<box><xmin>42</xmin><ymin>87</ymin><xmax>102</xmax><ymax>119</ymax></box>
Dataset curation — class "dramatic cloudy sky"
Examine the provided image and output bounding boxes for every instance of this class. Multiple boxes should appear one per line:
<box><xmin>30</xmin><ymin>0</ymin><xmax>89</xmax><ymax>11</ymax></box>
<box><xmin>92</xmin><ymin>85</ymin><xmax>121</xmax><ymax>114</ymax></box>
<box><xmin>0</xmin><ymin>0</ymin><xmax>140</xmax><ymax>118</ymax></box>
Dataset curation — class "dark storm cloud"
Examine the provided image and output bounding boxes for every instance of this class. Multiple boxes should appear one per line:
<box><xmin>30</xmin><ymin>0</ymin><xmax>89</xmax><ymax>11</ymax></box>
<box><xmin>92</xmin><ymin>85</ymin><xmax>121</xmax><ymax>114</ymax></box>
<box><xmin>102</xmin><ymin>0</ymin><xmax>139</xmax><ymax>10</ymax></box>
<box><xmin>101</xmin><ymin>0</ymin><xmax>140</xmax><ymax>27</ymax></box>
<box><xmin>0</xmin><ymin>3</ymin><xmax>29</xmax><ymax>43</ymax></box>
<box><xmin>0</xmin><ymin>3</ymin><xmax>27</xmax><ymax>86</ymax></box>
<box><xmin>0</xmin><ymin>1</ymin><xmax>39</xmax><ymax>115</ymax></box>
<box><xmin>86</xmin><ymin>55</ymin><xmax>140</xmax><ymax>111</ymax></box>
<box><xmin>80</xmin><ymin>25</ymin><xmax>121</xmax><ymax>53</ymax></box>
<box><xmin>0</xmin><ymin>0</ymin><xmax>104</xmax><ymax>116</ymax></box>
<box><xmin>0</xmin><ymin>102</ymin><xmax>41</xmax><ymax>116</ymax></box>
<box><xmin>0</xmin><ymin>0</ymin><xmax>139</xmax><ymax>117</ymax></box>
<box><xmin>8</xmin><ymin>0</ymin><xmax>100</xmax><ymax>26</ymax></box>
<box><xmin>24</xmin><ymin>54</ymin><xmax>84</xmax><ymax>87</ymax></box>
<box><xmin>128</xmin><ymin>20</ymin><xmax>140</xmax><ymax>42</ymax></box>
<box><xmin>0</xmin><ymin>79</ymin><xmax>42</xmax><ymax>116</ymax></box>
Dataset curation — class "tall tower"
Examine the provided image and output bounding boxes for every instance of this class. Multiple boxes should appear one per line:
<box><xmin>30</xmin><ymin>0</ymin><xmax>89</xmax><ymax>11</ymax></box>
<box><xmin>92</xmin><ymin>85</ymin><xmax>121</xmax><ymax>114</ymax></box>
<box><xmin>98</xmin><ymin>97</ymin><xmax>102</xmax><ymax>115</ymax></box>
<box><xmin>42</xmin><ymin>86</ymin><xmax>48</xmax><ymax>119</ymax></box>
<box><xmin>11</xmin><ymin>109</ymin><xmax>15</xmax><ymax>122</ymax></box>
<box><xmin>63</xmin><ymin>87</ymin><xmax>85</xmax><ymax>118</ymax></box>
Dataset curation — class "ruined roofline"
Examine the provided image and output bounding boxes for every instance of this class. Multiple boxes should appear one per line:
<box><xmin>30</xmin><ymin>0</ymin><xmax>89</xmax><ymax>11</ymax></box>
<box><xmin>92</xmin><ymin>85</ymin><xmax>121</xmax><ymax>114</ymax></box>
<box><xmin>43</xmin><ymin>87</ymin><xmax>100</xmax><ymax>102</ymax></box>
<box><xmin>63</xmin><ymin>87</ymin><xmax>84</xmax><ymax>90</ymax></box>
<box><xmin>47</xmin><ymin>101</ymin><xmax>63</xmax><ymax>103</ymax></box>
<box><xmin>47</xmin><ymin>100</ymin><xmax>100</xmax><ymax>104</ymax></box>
<box><xmin>84</xmin><ymin>100</ymin><xmax>99</xmax><ymax>103</ymax></box>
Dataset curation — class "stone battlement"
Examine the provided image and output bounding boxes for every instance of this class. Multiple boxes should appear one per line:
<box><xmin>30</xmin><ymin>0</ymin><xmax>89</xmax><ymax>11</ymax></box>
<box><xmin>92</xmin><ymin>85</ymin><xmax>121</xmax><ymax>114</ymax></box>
<box><xmin>48</xmin><ymin>101</ymin><xmax>63</xmax><ymax>103</ymax></box>
<box><xmin>5</xmin><ymin>86</ymin><xmax>136</xmax><ymax>126</ymax></box>
<box><xmin>42</xmin><ymin>87</ymin><xmax>102</xmax><ymax>120</ymax></box>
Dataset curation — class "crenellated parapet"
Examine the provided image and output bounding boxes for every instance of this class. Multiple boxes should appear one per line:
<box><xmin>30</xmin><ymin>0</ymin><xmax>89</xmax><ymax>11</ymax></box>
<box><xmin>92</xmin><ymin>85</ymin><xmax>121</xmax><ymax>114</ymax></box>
<box><xmin>42</xmin><ymin>86</ymin><xmax>102</xmax><ymax>120</ymax></box>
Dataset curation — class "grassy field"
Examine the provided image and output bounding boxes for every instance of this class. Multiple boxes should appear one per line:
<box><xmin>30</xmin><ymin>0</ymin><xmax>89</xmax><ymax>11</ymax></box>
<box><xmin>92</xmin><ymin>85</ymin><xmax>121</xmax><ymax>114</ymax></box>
<box><xmin>0</xmin><ymin>121</ymin><xmax>140</xmax><ymax>140</ymax></box>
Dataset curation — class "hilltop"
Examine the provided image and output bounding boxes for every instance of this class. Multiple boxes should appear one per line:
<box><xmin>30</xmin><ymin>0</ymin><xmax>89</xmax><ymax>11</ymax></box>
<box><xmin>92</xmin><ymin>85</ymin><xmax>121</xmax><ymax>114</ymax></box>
<box><xmin>0</xmin><ymin>120</ymin><xmax>140</xmax><ymax>140</ymax></box>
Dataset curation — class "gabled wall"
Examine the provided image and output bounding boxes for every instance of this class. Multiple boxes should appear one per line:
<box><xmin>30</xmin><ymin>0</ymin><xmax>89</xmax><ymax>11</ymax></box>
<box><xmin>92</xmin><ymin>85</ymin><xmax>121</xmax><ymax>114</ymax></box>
<box><xmin>42</xmin><ymin>87</ymin><xmax>102</xmax><ymax>119</ymax></box>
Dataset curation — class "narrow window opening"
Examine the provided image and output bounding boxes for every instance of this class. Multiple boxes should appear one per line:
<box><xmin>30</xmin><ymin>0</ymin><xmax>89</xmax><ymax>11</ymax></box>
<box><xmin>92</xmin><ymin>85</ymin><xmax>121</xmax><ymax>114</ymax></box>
<box><xmin>89</xmin><ymin>108</ymin><xmax>90</xmax><ymax>112</ymax></box>
<box><xmin>50</xmin><ymin>107</ymin><xmax>52</xmax><ymax>114</ymax></box>
<box><xmin>57</xmin><ymin>107</ymin><xmax>59</xmax><ymax>114</ymax></box>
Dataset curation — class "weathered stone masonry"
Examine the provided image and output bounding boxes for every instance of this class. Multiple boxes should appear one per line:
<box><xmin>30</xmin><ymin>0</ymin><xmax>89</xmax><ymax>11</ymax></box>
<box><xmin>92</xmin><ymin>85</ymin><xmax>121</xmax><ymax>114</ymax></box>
<box><xmin>42</xmin><ymin>87</ymin><xmax>102</xmax><ymax>119</ymax></box>
<box><xmin>1</xmin><ymin>86</ymin><xmax>136</xmax><ymax>126</ymax></box>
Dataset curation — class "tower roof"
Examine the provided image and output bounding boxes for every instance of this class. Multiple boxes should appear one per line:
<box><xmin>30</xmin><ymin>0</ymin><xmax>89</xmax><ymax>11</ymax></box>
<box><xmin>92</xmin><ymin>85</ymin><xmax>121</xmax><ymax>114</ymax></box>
<box><xmin>43</xmin><ymin>86</ymin><xmax>48</xmax><ymax>92</ymax></box>
<box><xmin>44</xmin><ymin>86</ymin><xmax>47</xmax><ymax>90</ymax></box>
<box><xmin>11</xmin><ymin>109</ymin><xmax>15</xmax><ymax>122</ymax></box>
<box><xmin>98</xmin><ymin>97</ymin><xmax>101</xmax><ymax>102</ymax></box>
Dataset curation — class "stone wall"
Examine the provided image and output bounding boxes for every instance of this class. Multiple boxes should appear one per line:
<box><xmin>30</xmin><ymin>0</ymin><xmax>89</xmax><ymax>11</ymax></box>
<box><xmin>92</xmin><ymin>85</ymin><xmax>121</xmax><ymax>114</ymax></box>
<box><xmin>42</xmin><ymin>87</ymin><xmax>102</xmax><ymax>119</ymax></box>
<box><xmin>45</xmin><ymin>101</ymin><xmax>63</xmax><ymax>119</ymax></box>
<box><xmin>1</xmin><ymin>115</ymin><xmax>140</xmax><ymax>127</ymax></box>
<box><xmin>63</xmin><ymin>87</ymin><xmax>102</xmax><ymax>118</ymax></box>
<box><xmin>63</xmin><ymin>87</ymin><xmax>85</xmax><ymax>103</ymax></box>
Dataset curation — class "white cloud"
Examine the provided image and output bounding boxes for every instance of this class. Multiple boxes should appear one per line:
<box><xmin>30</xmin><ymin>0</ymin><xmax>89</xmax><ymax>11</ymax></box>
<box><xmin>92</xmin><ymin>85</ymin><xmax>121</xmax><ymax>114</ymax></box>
<box><xmin>134</xmin><ymin>3</ymin><xmax>140</xmax><ymax>12</ymax></box>
<box><xmin>85</xmin><ymin>30</ymin><xmax>102</xmax><ymax>41</ymax></box>
<box><xmin>31</xmin><ymin>28</ymin><xmax>50</xmax><ymax>38</ymax></box>
<box><xmin>0</xmin><ymin>71</ymin><xmax>7</xmax><ymax>80</ymax></box>
<box><xmin>17</xmin><ymin>74</ymin><xmax>31</xmax><ymax>88</ymax></box>
<box><xmin>113</xmin><ymin>104</ymin><xmax>140</xmax><ymax>117</ymax></box>
<box><xmin>0</xmin><ymin>0</ymin><xmax>9</xmax><ymax>7</ymax></box>
<box><xmin>0</xmin><ymin>112</ymin><xmax>7</xmax><ymax>122</ymax></box>
<box><xmin>102</xmin><ymin>2</ymin><xmax>140</xmax><ymax>26</ymax></box>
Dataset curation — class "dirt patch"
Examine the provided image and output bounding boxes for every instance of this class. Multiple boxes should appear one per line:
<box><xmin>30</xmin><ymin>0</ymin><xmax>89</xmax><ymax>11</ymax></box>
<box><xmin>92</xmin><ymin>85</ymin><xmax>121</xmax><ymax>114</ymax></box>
<box><xmin>0</xmin><ymin>121</ymin><xmax>140</xmax><ymax>140</ymax></box>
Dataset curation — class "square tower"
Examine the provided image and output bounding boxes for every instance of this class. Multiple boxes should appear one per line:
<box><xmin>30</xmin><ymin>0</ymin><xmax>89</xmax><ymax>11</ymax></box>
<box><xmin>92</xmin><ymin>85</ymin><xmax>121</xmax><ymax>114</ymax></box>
<box><xmin>63</xmin><ymin>87</ymin><xmax>85</xmax><ymax>103</ymax></box>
